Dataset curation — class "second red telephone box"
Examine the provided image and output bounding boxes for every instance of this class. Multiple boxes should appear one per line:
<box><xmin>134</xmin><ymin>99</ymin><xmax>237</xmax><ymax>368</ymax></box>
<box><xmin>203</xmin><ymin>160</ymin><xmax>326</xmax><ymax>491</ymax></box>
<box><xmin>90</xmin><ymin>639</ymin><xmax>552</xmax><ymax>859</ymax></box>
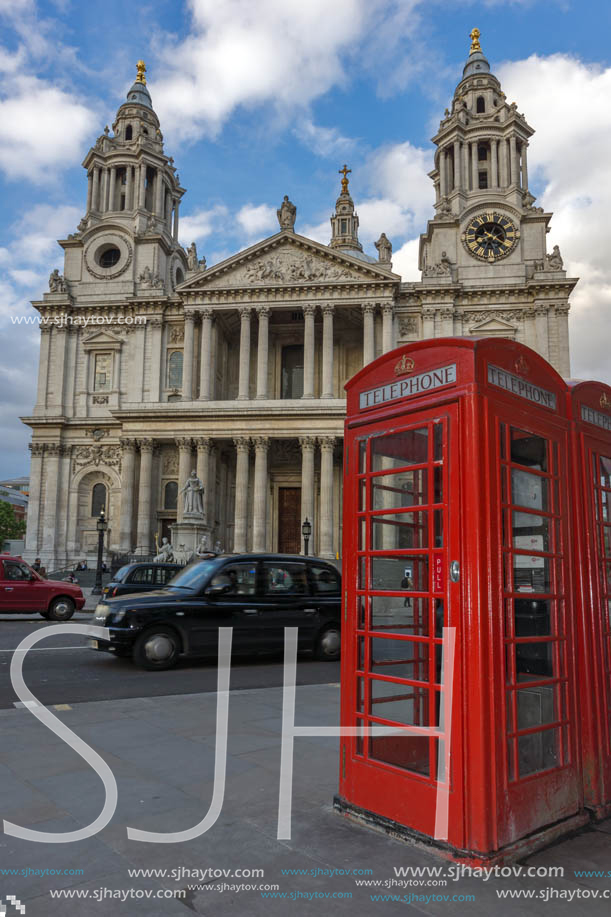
<box><xmin>336</xmin><ymin>337</ymin><xmax>587</xmax><ymax>863</ymax></box>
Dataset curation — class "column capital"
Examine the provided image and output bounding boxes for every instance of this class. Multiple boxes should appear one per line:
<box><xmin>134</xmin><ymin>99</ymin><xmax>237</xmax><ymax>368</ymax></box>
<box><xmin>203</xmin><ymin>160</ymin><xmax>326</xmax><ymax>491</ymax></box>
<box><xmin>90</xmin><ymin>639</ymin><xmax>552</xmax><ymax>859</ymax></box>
<box><xmin>40</xmin><ymin>325</ymin><xmax>53</xmax><ymax>336</ymax></box>
<box><xmin>139</xmin><ymin>438</ymin><xmax>155</xmax><ymax>453</ymax></box>
<box><xmin>176</xmin><ymin>437</ymin><xmax>193</xmax><ymax>451</ymax></box>
<box><xmin>253</xmin><ymin>436</ymin><xmax>270</xmax><ymax>452</ymax></box>
<box><xmin>233</xmin><ymin>436</ymin><xmax>251</xmax><ymax>454</ymax></box>
<box><xmin>239</xmin><ymin>306</ymin><xmax>251</xmax><ymax>320</ymax></box>
<box><xmin>194</xmin><ymin>436</ymin><xmax>213</xmax><ymax>453</ymax></box>
<box><xmin>201</xmin><ymin>307</ymin><xmax>213</xmax><ymax>321</ymax></box>
<box><xmin>362</xmin><ymin>303</ymin><xmax>376</xmax><ymax>315</ymax></box>
<box><xmin>256</xmin><ymin>306</ymin><xmax>270</xmax><ymax>318</ymax></box>
<box><xmin>381</xmin><ymin>302</ymin><xmax>394</xmax><ymax>316</ymax></box>
<box><xmin>534</xmin><ymin>305</ymin><xmax>549</xmax><ymax>316</ymax></box>
<box><xmin>45</xmin><ymin>442</ymin><xmax>64</xmax><ymax>457</ymax></box>
<box><xmin>149</xmin><ymin>317</ymin><xmax>163</xmax><ymax>328</ymax></box>
<box><xmin>299</xmin><ymin>435</ymin><xmax>316</xmax><ymax>451</ymax></box>
<box><xmin>183</xmin><ymin>309</ymin><xmax>198</xmax><ymax>323</ymax></box>
<box><xmin>303</xmin><ymin>304</ymin><xmax>316</xmax><ymax>317</ymax></box>
<box><xmin>120</xmin><ymin>437</ymin><xmax>138</xmax><ymax>451</ymax></box>
<box><xmin>555</xmin><ymin>303</ymin><xmax>570</xmax><ymax>315</ymax></box>
<box><xmin>321</xmin><ymin>303</ymin><xmax>335</xmax><ymax>316</ymax></box>
<box><xmin>29</xmin><ymin>442</ymin><xmax>45</xmax><ymax>456</ymax></box>
<box><xmin>319</xmin><ymin>436</ymin><xmax>336</xmax><ymax>453</ymax></box>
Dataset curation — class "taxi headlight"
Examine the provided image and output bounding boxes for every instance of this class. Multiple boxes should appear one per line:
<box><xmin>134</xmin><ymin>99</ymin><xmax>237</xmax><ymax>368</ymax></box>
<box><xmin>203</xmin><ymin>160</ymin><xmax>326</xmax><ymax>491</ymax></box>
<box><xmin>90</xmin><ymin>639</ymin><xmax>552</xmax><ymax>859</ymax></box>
<box><xmin>94</xmin><ymin>604</ymin><xmax>108</xmax><ymax>620</ymax></box>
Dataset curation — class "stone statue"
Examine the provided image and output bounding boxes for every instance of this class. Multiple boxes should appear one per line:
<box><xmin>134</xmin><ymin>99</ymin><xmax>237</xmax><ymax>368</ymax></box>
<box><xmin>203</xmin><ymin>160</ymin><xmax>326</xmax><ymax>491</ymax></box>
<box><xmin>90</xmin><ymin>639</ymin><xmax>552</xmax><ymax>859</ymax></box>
<box><xmin>546</xmin><ymin>245</ymin><xmax>564</xmax><ymax>270</ymax></box>
<box><xmin>198</xmin><ymin>254</ymin><xmax>207</xmax><ymax>271</ymax></box>
<box><xmin>214</xmin><ymin>540</ymin><xmax>222</xmax><ymax>554</ymax></box>
<box><xmin>196</xmin><ymin>533</ymin><xmax>210</xmax><ymax>554</ymax></box>
<box><xmin>180</xmin><ymin>470</ymin><xmax>205</xmax><ymax>517</ymax></box>
<box><xmin>440</xmin><ymin>250</ymin><xmax>452</xmax><ymax>272</ymax></box>
<box><xmin>277</xmin><ymin>195</ymin><xmax>296</xmax><ymax>231</ymax></box>
<box><xmin>153</xmin><ymin>536</ymin><xmax>174</xmax><ymax>563</ymax></box>
<box><xmin>375</xmin><ymin>233</ymin><xmax>392</xmax><ymax>264</ymax></box>
<box><xmin>186</xmin><ymin>242</ymin><xmax>198</xmax><ymax>271</ymax></box>
<box><xmin>48</xmin><ymin>269</ymin><xmax>66</xmax><ymax>293</ymax></box>
<box><xmin>138</xmin><ymin>266</ymin><xmax>163</xmax><ymax>289</ymax></box>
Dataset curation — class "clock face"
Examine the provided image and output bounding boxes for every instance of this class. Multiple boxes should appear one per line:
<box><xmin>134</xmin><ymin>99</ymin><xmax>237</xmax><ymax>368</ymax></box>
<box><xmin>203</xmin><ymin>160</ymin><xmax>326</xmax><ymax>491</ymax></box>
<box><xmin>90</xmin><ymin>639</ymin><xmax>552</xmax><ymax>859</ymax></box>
<box><xmin>462</xmin><ymin>211</ymin><xmax>520</xmax><ymax>262</ymax></box>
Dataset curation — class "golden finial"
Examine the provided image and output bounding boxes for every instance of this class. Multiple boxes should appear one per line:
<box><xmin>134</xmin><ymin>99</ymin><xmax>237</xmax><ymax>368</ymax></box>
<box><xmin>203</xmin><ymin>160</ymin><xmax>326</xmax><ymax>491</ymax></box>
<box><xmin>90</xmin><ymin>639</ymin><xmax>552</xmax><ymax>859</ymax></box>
<box><xmin>339</xmin><ymin>164</ymin><xmax>351</xmax><ymax>194</ymax></box>
<box><xmin>136</xmin><ymin>60</ymin><xmax>147</xmax><ymax>84</ymax></box>
<box><xmin>469</xmin><ymin>28</ymin><xmax>481</xmax><ymax>54</ymax></box>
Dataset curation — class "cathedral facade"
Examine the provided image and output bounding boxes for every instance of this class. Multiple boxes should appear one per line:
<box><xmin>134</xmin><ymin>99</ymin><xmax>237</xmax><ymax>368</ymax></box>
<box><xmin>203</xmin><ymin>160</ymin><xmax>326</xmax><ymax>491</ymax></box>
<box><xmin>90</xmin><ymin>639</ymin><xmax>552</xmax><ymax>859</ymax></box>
<box><xmin>22</xmin><ymin>36</ymin><xmax>577</xmax><ymax>569</ymax></box>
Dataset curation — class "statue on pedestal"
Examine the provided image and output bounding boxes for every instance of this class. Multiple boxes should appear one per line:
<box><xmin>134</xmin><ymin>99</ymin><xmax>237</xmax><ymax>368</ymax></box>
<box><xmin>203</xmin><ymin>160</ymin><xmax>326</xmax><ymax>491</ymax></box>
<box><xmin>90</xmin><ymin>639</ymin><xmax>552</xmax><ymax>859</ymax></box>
<box><xmin>154</xmin><ymin>536</ymin><xmax>174</xmax><ymax>563</ymax></box>
<box><xmin>180</xmin><ymin>470</ymin><xmax>205</xmax><ymax>517</ymax></box>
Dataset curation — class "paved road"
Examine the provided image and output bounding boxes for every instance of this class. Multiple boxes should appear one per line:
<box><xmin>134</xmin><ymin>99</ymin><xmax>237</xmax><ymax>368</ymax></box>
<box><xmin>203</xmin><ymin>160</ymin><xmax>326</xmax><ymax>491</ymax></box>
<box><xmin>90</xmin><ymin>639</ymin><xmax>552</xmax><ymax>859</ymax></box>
<box><xmin>0</xmin><ymin>613</ymin><xmax>340</xmax><ymax>709</ymax></box>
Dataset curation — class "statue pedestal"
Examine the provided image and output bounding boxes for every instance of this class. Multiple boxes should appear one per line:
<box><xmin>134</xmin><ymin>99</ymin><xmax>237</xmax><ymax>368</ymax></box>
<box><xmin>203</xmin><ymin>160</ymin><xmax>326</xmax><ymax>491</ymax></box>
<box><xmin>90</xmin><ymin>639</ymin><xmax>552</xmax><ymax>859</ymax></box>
<box><xmin>170</xmin><ymin>518</ymin><xmax>212</xmax><ymax>561</ymax></box>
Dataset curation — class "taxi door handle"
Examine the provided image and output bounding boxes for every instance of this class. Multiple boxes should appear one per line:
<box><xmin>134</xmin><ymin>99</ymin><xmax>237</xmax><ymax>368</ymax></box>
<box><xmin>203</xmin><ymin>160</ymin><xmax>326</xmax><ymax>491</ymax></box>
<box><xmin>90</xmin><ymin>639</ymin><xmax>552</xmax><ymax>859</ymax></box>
<box><xmin>4</xmin><ymin>587</ymin><xmax>13</xmax><ymax>591</ymax></box>
<box><xmin>243</xmin><ymin>609</ymin><xmax>258</xmax><ymax>615</ymax></box>
<box><xmin>303</xmin><ymin>608</ymin><xmax>317</xmax><ymax>613</ymax></box>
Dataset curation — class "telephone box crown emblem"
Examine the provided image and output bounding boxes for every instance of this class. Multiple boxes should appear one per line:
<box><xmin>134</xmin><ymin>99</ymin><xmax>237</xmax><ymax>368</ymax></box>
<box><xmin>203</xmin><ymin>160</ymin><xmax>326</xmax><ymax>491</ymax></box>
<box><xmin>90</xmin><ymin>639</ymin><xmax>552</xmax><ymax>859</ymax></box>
<box><xmin>514</xmin><ymin>355</ymin><xmax>529</xmax><ymax>376</ymax></box>
<box><xmin>600</xmin><ymin>393</ymin><xmax>611</xmax><ymax>412</ymax></box>
<box><xmin>394</xmin><ymin>354</ymin><xmax>415</xmax><ymax>377</ymax></box>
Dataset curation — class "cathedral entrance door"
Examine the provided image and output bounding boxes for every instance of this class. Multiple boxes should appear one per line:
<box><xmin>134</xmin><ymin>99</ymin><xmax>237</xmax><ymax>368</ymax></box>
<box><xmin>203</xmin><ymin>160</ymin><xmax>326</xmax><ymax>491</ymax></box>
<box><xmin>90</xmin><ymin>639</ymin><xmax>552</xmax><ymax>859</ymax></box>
<box><xmin>161</xmin><ymin>519</ymin><xmax>175</xmax><ymax>543</ymax></box>
<box><xmin>278</xmin><ymin>488</ymin><xmax>302</xmax><ymax>554</ymax></box>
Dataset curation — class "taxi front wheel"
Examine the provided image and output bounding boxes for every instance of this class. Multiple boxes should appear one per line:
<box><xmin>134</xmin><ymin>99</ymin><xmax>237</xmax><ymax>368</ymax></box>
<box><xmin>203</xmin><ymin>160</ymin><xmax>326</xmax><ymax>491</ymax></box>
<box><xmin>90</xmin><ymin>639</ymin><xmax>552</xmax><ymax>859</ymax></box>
<box><xmin>315</xmin><ymin>626</ymin><xmax>341</xmax><ymax>661</ymax></box>
<box><xmin>134</xmin><ymin>626</ymin><xmax>181</xmax><ymax>670</ymax></box>
<box><xmin>47</xmin><ymin>597</ymin><xmax>75</xmax><ymax>621</ymax></box>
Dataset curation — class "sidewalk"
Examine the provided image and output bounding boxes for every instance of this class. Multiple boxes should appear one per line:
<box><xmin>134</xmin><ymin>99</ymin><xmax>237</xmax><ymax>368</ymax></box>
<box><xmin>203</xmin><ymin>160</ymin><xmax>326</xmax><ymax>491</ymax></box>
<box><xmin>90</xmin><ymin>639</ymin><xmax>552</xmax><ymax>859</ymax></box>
<box><xmin>0</xmin><ymin>682</ymin><xmax>609</xmax><ymax>915</ymax></box>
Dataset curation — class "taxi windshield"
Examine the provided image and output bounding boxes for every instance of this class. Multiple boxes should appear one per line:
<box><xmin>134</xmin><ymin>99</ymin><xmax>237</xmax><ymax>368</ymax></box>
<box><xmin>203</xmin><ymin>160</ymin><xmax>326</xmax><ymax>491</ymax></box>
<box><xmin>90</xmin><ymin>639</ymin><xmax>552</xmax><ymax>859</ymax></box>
<box><xmin>166</xmin><ymin>559</ymin><xmax>220</xmax><ymax>593</ymax></box>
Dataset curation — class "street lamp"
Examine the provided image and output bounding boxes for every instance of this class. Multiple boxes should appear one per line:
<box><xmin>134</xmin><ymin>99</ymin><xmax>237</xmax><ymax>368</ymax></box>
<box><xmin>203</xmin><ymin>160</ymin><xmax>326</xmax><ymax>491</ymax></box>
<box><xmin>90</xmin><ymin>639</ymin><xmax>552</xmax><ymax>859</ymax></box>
<box><xmin>302</xmin><ymin>518</ymin><xmax>312</xmax><ymax>556</ymax></box>
<box><xmin>92</xmin><ymin>509</ymin><xmax>108</xmax><ymax>595</ymax></box>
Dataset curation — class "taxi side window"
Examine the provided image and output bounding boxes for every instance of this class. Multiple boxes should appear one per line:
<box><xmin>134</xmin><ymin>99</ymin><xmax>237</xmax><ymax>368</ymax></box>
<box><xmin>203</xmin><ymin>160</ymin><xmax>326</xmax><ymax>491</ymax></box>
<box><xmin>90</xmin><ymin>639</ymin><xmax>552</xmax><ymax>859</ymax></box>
<box><xmin>156</xmin><ymin>567</ymin><xmax>174</xmax><ymax>585</ymax></box>
<box><xmin>264</xmin><ymin>563</ymin><xmax>308</xmax><ymax>595</ymax></box>
<box><xmin>4</xmin><ymin>562</ymin><xmax>31</xmax><ymax>581</ymax></box>
<box><xmin>310</xmin><ymin>565</ymin><xmax>340</xmax><ymax>594</ymax></box>
<box><xmin>130</xmin><ymin>567</ymin><xmax>155</xmax><ymax>585</ymax></box>
<box><xmin>210</xmin><ymin>564</ymin><xmax>257</xmax><ymax>596</ymax></box>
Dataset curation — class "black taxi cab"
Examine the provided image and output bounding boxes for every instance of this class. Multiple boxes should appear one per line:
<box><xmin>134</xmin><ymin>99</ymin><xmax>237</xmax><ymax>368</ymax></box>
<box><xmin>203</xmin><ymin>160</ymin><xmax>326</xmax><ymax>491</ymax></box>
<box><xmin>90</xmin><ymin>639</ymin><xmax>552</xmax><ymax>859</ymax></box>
<box><xmin>90</xmin><ymin>554</ymin><xmax>341</xmax><ymax>669</ymax></box>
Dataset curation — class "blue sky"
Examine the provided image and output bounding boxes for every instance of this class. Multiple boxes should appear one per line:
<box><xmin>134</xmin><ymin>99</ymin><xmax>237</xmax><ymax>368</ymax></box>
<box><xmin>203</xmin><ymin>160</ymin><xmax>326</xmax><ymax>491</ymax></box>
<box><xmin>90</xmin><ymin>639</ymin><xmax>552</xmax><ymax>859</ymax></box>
<box><xmin>1</xmin><ymin>0</ymin><xmax>610</xmax><ymax>480</ymax></box>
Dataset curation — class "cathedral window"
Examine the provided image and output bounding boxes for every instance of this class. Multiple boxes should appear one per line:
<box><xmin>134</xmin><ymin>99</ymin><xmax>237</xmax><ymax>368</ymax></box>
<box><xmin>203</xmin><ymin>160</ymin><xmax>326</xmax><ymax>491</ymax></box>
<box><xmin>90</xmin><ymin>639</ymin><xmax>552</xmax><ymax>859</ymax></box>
<box><xmin>164</xmin><ymin>481</ymin><xmax>178</xmax><ymax>510</ymax></box>
<box><xmin>91</xmin><ymin>483</ymin><xmax>106</xmax><ymax>517</ymax></box>
<box><xmin>98</xmin><ymin>246</ymin><xmax>121</xmax><ymax>268</ymax></box>
<box><xmin>125</xmin><ymin>125</ymin><xmax>133</xmax><ymax>140</ymax></box>
<box><xmin>175</xmin><ymin>268</ymin><xmax>184</xmax><ymax>286</ymax></box>
<box><xmin>340</xmin><ymin>219</ymin><xmax>347</xmax><ymax>234</ymax></box>
<box><xmin>281</xmin><ymin>345</ymin><xmax>304</xmax><ymax>399</ymax></box>
<box><xmin>476</xmin><ymin>96</ymin><xmax>485</xmax><ymax>113</ymax></box>
<box><xmin>167</xmin><ymin>350</ymin><xmax>183</xmax><ymax>389</ymax></box>
<box><xmin>478</xmin><ymin>171</ymin><xmax>488</xmax><ymax>190</ymax></box>
<box><xmin>478</xmin><ymin>144</ymin><xmax>488</xmax><ymax>161</ymax></box>
<box><xmin>94</xmin><ymin>353</ymin><xmax>112</xmax><ymax>391</ymax></box>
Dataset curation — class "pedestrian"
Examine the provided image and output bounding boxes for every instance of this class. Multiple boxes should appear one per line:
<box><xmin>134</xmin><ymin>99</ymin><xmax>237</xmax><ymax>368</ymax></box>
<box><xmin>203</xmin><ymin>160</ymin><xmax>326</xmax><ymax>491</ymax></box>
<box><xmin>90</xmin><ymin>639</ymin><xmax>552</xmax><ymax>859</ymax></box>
<box><xmin>32</xmin><ymin>558</ymin><xmax>41</xmax><ymax>572</ymax></box>
<box><xmin>401</xmin><ymin>570</ymin><xmax>413</xmax><ymax>609</ymax></box>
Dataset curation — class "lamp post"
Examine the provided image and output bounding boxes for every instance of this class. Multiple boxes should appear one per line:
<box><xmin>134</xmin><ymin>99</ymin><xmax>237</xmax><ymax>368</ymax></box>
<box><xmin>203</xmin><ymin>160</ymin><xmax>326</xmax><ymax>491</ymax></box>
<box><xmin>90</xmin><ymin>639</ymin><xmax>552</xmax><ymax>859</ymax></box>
<box><xmin>92</xmin><ymin>509</ymin><xmax>108</xmax><ymax>595</ymax></box>
<box><xmin>302</xmin><ymin>517</ymin><xmax>312</xmax><ymax>556</ymax></box>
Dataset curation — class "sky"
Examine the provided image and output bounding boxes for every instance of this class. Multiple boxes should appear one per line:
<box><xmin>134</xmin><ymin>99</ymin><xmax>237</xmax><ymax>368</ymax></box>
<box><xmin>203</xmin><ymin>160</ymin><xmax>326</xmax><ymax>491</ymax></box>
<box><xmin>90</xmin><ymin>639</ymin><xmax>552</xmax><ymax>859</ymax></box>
<box><xmin>0</xmin><ymin>0</ymin><xmax>610</xmax><ymax>481</ymax></box>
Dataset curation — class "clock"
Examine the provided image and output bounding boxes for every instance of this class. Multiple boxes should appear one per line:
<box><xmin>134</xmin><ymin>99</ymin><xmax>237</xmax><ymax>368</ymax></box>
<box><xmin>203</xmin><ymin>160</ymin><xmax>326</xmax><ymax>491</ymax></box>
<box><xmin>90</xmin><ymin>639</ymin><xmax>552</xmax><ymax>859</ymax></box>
<box><xmin>462</xmin><ymin>211</ymin><xmax>520</xmax><ymax>262</ymax></box>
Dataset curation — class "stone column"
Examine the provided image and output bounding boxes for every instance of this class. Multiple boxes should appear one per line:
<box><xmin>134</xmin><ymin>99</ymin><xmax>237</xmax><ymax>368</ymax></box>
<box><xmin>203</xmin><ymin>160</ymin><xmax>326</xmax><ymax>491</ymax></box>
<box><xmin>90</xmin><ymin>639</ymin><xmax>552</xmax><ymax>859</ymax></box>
<box><xmin>453</xmin><ymin>140</ymin><xmax>461</xmax><ymax>190</ymax></box>
<box><xmin>138</xmin><ymin>163</ymin><xmax>147</xmax><ymax>208</ymax></box>
<box><xmin>108</xmin><ymin>167</ymin><xmax>116</xmax><ymax>211</ymax></box>
<box><xmin>471</xmin><ymin>141</ymin><xmax>479</xmax><ymax>190</ymax></box>
<box><xmin>233</xmin><ymin>437</ymin><xmax>250</xmax><ymax>553</ymax></box>
<box><xmin>362</xmin><ymin>304</ymin><xmax>375</xmax><ymax>365</ymax></box>
<box><xmin>195</xmin><ymin>437</ymin><xmax>212</xmax><ymax>523</ymax></box>
<box><xmin>206</xmin><ymin>443</ymin><xmax>217</xmax><ymax>526</ymax></box>
<box><xmin>199</xmin><ymin>308</ymin><xmax>213</xmax><ymax>400</ymax></box>
<box><xmin>92</xmin><ymin>167</ymin><xmax>100</xmax><ymax>210</ymax></box>
<box><xmin>382</xmin><ymin>303</ymin><xmax>394</xmax><ymax>353</ymax></box>
<box><xmin>119</xmin><ymin>438</ymin><xmax>137</xmax><ymax>552</ymax></box>
<box><xmin>555</xmin><ymin>304</ymin><xmax>571</xmax><ymax>377</ymax></box>
<box><xmin>440</xmin><ymin>308</ymin><xmax>454</xmax><ymax>336</ymax></box>
<box><xmin>491</xmin><ymin>139</ymin><xmax>498</xmax><ymax>187</ymax></box>
<box><xmin>36</xmin><ymin>327</ymin><xmax>52</xmax><ymax>411</ymax></box>
<box><xmin>319</xmin><ymin>437</ymin><xmax>335</xmax><ymax>558</ymax></box>
<box><xmin>173</xmin><ymin>199</ymin><xmax>180</xmax><ymax>240</ymax></box>
<box><xmin>521</xmin><ymin>143</ymin><xmax>529</xmax><ymax>190</ymax></box>
<box><xmin>302</xmin><ymin>304</ymin><xmax>316</xmax><ymax>398</ymax></box>
<box><xmin>86</xmin><ymin>171</ymin><xmax>93</xmax><ymax>212</ymax></box>
<box><xmin>535</xmin><ymin>306</ymin><xmax>549</xmax><ymax>360</ymax></box>
<box><xmin>255</xmin><ymin>306</ymin><xmax>270</xmax><ymax>400</ymax></box>
<box><xmin>500</xmin><ymin>139</ymin><xmax>509</xmax><ymax>188</ymax></box>
<box><xmin>50</xmin><ymin>327</ymin><xmax>68</xmax><ymax>411</ymax></box>
<box><xmin>462</xmin><ymin>144</ymin><xmax>470</xmax><ymax>192</ymax></box>
<box><xmin>439</xmin><ymin>148</ymin><xmax>447</xmax><ymax>198</ymax></box>
<box><xmin>252</xmin><ymin>437</ymin><xmax>269</xmax><ymax>551</ymax></box>
<box><xmin>176</xmin><ymin>437</ymin><xmax>193</xmax><ymax>524</ymax></box>
<box><xmin>41</xmin><ymin>444</ymin><xmax>62</xmax><ymax>559</ymax></box>
<box><xmin>182</xmin><ymin>310</ymin><xmax>196</xmax><ymax>400</ymax></box>
<box><xmin>25</xmin><ymin>443</ymin><xmax>44</xmax><ymax>555</ymax></box>
<box><xmin>300</xmin><ymin>436</ymin><xmax>316</xmax><ymax>554</ymax></box>
<box><xmin>100</xmin><ymin>168</ymin><xmax>109</xmax><ymax>212</ymax></box>
<box><xmin>155</xmin><ymin>170</ymin><xmax>164</xmax><ymax>214</ymax></box>
<box><xmin>136</xmin><ymin>439</ymin><xmax>154</xmax><ymax>553</ymax></box>
<box><xmin>148</xmin><ymin>319</ymin><xmax>163</xmax><ymax>402</ymax></box>
<box><xmin>510</xmin><ymin>135</ymin><xmax>518</xmax><ymax>186</ymax></box>
<box><xmin>238</xmin><ymin>307</ymin><xmax>251</xmax><ymax>400</ymax></box>
<box><xmin>422</xmin><ymin>308</ymin><xmax>436</xmax><ymax>339</ymax></box>
<box><xmin>66</xmin><ymin>485</ymin><xmax>80</xmax><ymax>561</ymax></box>
<box><xmin>126</xmin><ymin>165</ymin><xmax>133</xmax><ymax>210</ymax></box>
<box><xmin>321</xmin><ymin>303</ymin><xmax>334</xmax><ymax>398</ymax></box>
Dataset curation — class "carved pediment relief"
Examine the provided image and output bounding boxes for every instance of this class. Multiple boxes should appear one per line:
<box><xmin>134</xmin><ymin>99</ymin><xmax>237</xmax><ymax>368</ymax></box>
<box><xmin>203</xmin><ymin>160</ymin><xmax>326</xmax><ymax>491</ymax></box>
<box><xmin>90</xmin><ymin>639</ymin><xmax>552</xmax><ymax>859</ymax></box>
<box><xmin>82</xmin><ymin>329</ymin><xmax>124</xmax><ymax>350</ymax></box>
<box><xmin>468</xmin><ymin>314</ymin><xmax>519</xmax><ymax>336</ymax></box>
<box><xmin>180</xmin><ymin>235</ymin><xmax>397</xmax><ymax>291</ymax></box>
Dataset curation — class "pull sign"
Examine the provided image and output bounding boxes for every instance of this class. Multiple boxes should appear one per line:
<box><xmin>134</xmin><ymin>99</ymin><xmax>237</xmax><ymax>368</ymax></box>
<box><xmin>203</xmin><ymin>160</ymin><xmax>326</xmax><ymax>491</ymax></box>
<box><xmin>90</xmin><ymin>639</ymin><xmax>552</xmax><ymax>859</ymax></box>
<box><xmin>450</xmin><ymin>560</ymin><xmax>460</xmax><ymax>583</ymax></box>
<box><xmin>433</xmin><ymin>554</ymin><xmax>444</xmax><ymax>592</ymax></box>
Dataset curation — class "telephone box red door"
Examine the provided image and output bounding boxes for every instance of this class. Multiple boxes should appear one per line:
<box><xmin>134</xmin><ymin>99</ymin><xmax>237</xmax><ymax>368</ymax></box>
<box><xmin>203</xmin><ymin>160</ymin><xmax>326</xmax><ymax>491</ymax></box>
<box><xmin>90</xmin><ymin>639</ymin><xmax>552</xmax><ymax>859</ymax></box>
<box><xmin>567</xmin><ymin>381</ymin><xmax>611</xmax><ymax>816</ymax></box>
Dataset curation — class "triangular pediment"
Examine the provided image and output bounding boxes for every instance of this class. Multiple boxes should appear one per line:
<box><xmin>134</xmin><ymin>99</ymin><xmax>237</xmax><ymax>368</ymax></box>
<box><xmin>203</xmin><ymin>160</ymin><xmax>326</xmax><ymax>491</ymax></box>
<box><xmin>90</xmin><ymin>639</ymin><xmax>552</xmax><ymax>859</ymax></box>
<box><xmin>82</xmin><ymin>330</ymin><xmax>124</xmax><ymax>347</ymax></box>
<box><xmin>177</xmin><ymin>230</ymin><xmax>399</xmax><ymax>292</ymax></box>
<box><xmin>470</xmin><ymin>316</ymin><xmax>517</xmax><ymax>335</ymax></box>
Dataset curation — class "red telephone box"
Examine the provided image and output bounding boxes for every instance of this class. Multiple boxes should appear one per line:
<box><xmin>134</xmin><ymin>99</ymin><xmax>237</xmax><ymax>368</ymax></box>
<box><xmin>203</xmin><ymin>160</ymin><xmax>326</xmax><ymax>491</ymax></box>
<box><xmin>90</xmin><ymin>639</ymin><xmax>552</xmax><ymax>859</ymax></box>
<box><xmin>567</xmin><ymin>380</ymin><xmax>611</xmax><ymax>817</ymax></box>
<box><xmin>336</xmin><ymin>337</ymin><xmax>588</xmax><ymax>863</ymax></box>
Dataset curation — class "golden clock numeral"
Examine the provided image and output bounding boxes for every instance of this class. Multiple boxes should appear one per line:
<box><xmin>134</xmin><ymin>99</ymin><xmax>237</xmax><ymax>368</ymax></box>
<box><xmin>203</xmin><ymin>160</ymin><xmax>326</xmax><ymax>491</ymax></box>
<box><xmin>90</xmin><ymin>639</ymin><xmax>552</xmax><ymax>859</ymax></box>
<box><xmin>468</xmin><ymin>240</ymin><xmax>478</xmax><ymax>250</ymax></box>
<box><xmin>476</xmin><ymin>246</ymin><xmax>486</xmax><ymax>257</ymax></box>
<box><xmin>488</xmin><ymin>252</ymin><xmax>495</xmax><ymax>261</ymax></box>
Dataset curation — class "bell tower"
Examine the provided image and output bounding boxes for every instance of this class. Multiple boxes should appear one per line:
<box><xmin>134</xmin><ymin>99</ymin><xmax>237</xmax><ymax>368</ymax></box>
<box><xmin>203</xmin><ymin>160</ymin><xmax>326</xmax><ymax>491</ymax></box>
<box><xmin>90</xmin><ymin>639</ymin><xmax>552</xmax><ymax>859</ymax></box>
<box><xmin>329</xmin><ymin>165</ymin><xmax>363</xmax><ymax>253</ymax></box>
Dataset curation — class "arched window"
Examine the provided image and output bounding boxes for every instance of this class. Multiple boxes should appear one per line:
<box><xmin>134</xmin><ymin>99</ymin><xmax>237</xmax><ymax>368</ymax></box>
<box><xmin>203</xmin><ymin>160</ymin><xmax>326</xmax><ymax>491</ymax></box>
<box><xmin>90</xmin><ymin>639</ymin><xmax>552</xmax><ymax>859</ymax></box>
<box><xmin>125</xmin><ymin>125</ymin><xmax>133</xmax><ymax>140</ymax></box>
<box><xmin>476</xmin><ymin>96</ymin><xmax>485</xmax><ymax>113</ymax></box>
<box><xmin>91</xmin><ymin>483</ymin><xmax>106</xmax><ymax>517</ymax></box>
<box><xmin>167</xmin><ymin>350</ymin><xmax>183</xmax><ymax>389</ymax></box>
<box><xmin>164</xmin><ymin>481</ymin><xmax>178</xmax><ymax>510</ymax></box>
<box><xmin>175</xmin><ymin>268</ymin><xmax>184</xmax><ymax>286</ymax></box>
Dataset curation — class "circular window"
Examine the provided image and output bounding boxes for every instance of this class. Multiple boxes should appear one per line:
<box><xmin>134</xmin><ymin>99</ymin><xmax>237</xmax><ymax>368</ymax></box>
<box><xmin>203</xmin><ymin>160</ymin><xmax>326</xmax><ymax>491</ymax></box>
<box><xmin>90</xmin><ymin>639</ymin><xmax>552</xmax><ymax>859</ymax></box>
<box><xmin>98</xmin><ymin>247</ymin><xmax>121</xmax><ymax>268</ymax></box>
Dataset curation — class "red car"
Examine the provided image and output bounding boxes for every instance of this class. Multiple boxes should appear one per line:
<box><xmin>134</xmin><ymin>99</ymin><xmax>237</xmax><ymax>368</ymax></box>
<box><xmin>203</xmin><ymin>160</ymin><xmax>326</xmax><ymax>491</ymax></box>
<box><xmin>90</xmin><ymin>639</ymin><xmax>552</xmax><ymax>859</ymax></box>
<box><xmin>0</xmin><ymin>555</ymin><xmax>85</xmax><ymax>620</ymax></box>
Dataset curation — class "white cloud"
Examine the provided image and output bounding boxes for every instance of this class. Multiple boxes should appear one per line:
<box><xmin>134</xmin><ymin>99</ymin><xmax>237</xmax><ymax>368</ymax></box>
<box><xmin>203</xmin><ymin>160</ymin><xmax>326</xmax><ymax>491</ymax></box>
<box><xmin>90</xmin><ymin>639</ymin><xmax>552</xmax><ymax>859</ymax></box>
<box><xmin>12</xmin><ymin>204</ymin><xmax>82</xmax><ymax>263</ymax></box>
<box><xmin>237</xmin><ymin>203</ymin><xmax>277</xmax><ymax>237</ymax></box>
<box><xmin>498</xmin><ymin>54</ymin><xmax>611</xmax><ymax>383</ymax></box>
<box><xmin>293</xmin><ymin>118</ymin><xmax>355</xmax><ymax>157</ymax></box>
<box><xmin>178</xmin><ymin>204</ymin><xmax>229</xmax><ymax>246</ymax></box>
